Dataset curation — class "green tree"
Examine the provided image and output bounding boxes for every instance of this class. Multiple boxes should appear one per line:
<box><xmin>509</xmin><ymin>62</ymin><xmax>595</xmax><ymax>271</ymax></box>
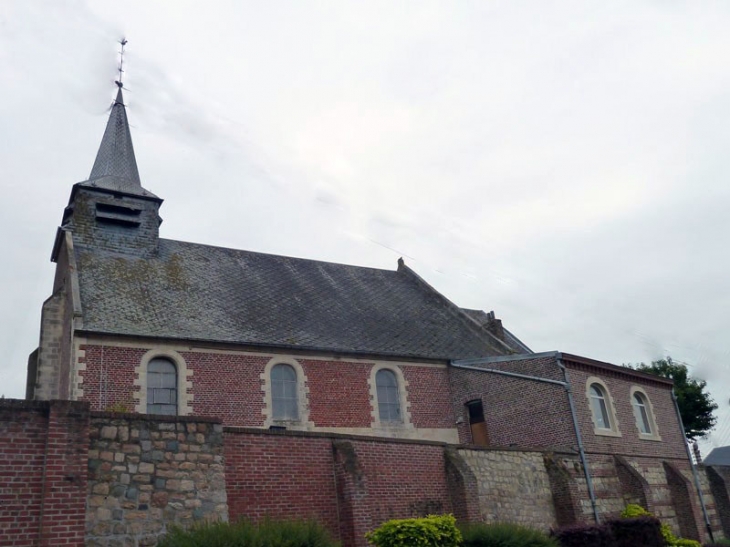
<box><xmin>632</xmin><ymin>357</ymin><xmax>717</xmax><ymax>441</ymax></box>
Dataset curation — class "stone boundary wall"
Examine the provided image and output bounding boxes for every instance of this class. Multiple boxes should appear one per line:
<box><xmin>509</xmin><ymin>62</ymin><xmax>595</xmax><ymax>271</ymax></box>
<box><xmin>456</xmin><ymin>447</ymin><xmax>558</xmax><ymax>530</ymax></box>
<box><xmin>85</xmin><ymin>412</ymin><xmax>228</xmax><ymax>547</ymax></box>
<box><xmin>0</xmin><ymin>399</ymin><xmax>726</xmax><ymax>547</ymax></box>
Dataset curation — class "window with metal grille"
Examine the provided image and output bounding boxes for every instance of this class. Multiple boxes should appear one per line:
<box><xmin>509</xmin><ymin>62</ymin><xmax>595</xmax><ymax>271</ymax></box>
<box><xmin>376</xmin><ymin>369</ymin><xmax>401</xmax><ymax>423</ymax></box>
<box><xmin>589</xmin><ymin>383</ymin><xmax>611</xmax><ymax>429</ymax></box>
<box><xmin>272</xmin><ymin>364</ymin><xmax>299</xmax><ymax>420</ymax></box>
<box><xmin>632</xmin><ymin>392</ymin><xmax>652</xmax><ymax>434</ymax></box>
<box><xmin>147</xmin><ymin>358</ymin><xmax>177</xmax><ymax>415</ymax></box>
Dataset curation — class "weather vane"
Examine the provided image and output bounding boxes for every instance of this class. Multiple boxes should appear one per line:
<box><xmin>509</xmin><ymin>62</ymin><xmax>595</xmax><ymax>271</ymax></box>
<box><xmin>115</xmin><ymin>38</ymin><xmax>128</xmax><ymax>89</ymax></box>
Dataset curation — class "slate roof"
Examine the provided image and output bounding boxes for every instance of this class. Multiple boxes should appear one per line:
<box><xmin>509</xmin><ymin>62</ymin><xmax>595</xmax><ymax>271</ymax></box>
<box><xmin>74</xmin><ymin>239</ymin><xmax>510</xmax><ymax>360</ymax></box>
<box><xmin>80</xmin><ymin>88</ymin><xmax>158</xmax><ymax>199</ymax></box>
<box><xmin>460</xmin><ymin>308</ymin><xmax>533</xmax><ymax>354</ymax></box>
<box><xmin>704</xmin><ymin>446</ymin><xmax>730</xmax><ymax>466</ymax></box>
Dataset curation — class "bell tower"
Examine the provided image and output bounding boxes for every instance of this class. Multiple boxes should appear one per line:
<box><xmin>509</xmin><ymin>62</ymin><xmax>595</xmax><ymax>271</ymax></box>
<box><xmin>51</xmin><ymin>85</ymin><xmax>163</xmax><ymax>261</ymax></box>
<box><xmin>30</xmin><ymin>43</ymin><xmax>164</xmax><ymax>402</ymax></box>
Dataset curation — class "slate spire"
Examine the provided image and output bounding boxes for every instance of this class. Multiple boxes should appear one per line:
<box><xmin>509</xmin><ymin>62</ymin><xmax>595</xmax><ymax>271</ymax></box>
<box><xmin>88</xmin><ymin>86</ymin><xmax>142</xmax><ymax>190</ymax></box>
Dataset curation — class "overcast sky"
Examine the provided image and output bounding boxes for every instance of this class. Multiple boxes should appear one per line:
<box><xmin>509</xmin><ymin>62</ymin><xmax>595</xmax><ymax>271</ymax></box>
<box><xmin>1</xmin><ymin>1</ymin><xmax>727</xmax><ymax>452</ymax></box>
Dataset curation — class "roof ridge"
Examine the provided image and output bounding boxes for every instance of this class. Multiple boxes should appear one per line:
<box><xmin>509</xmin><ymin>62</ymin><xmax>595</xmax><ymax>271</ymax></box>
<box><xmin>159</xmin><ymin>238</ymin><xmax>399</xmax><ymax>273</ymax></box>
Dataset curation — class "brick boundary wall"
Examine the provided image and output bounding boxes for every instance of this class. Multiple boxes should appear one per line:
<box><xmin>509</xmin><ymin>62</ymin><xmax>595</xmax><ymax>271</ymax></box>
<box><xmin>224</xmin><ymin>427</ymin><xmax>458</xmax><ymax>547</ymax></box>
<box><xmin>0</xmin><ymin>400</ymin><xmax>88</xmax><ymax>547</ymax></box>
<box><xmin>0</xmin><ymin>399</ymin><xmax>725</xmax><ymax>547</ymax></box>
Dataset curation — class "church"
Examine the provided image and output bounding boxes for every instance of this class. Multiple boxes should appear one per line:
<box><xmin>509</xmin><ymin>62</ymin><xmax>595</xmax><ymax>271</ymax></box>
<box><xmin>18</xmin><ymin>83</ymin><xmax>729</xmax><ymax>545</ymax></box>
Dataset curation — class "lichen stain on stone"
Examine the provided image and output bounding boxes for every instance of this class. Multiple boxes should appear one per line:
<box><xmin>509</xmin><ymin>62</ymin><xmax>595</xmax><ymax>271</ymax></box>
<box><xmin>163</xmin><ymin>253</ymin><xmax>189</xmax><ymax>291</ymax></box>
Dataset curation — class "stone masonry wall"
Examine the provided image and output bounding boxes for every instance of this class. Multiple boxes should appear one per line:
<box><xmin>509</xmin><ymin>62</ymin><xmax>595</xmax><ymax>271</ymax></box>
<box><xmin>706</xmin><ymin>465</ymin><xmax>730</xmax><ymax>538</ymax></box>
<box><xmin>85</xmin><ymin>412</ymin><xmax>228</xmax><ymax>547</ymax></box>
<box><xmin>457</xmin><ymin>447</ymin><xmax>558</xmax><ymax>530</ymax></box>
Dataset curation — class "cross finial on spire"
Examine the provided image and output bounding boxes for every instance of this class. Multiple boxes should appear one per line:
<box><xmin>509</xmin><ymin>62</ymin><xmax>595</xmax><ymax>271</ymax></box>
<box><xmin>115</xmin><ymin>38</ymin><xmax>128</xmax><ymax>89</ymax></box>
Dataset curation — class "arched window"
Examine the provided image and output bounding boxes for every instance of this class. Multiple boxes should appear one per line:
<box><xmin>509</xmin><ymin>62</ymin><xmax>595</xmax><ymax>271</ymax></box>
<box><xmin>632</xmin><ymin>392</ymin><xmax>652</xmax><ymax>435</ymax></box>
<box><xmin>147</xmin><ymin>358</ymin><xmax>177</xmax><ymax>415</ymax></box>
<box><xmin>376</xmin><ymin>369</ymin><xmax>401</xmax><ymax>423</ymax></box>
<box><xmin>589</xmin><ymin>383</ymin><xmax>611</xmax><ymax>430</ymax></box>
<box><xmin>271</xmin><ymin>364</ymin><xmax>299</xmax><ymax>420</ymax></box>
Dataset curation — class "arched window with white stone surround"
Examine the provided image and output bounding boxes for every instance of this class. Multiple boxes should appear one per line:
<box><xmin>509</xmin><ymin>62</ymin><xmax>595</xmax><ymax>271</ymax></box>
<box><xmin>630</xmin><ymin>386</ymin><xmax>661</xmax><ymax>440</ymax></box>
<box><xmin>147</xmin><ymin>357</ymin><xmax>177</xmax><ymax>415</ymax></box>
<box><xmin>585</xmin><ymin>377</ymin><xmax>621</xmax><ymax>437</ymax></box>
<box><xmin>271</xmin><ymin>363</ymin><xmax>299</xmax><ymax>421</ymax></box>
<box><xmin>375</xmin><ymin>368</ymin><xmax>402</xmax><ymax>423</ymax></box>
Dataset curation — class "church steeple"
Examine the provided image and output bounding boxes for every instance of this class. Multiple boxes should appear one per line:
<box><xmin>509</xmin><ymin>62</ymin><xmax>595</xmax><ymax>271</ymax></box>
<box><xmin>88</xmin><ymin>86</ymin><xmax>141</xmax><ymax>190</ymax></box>
<box><xmin>79</xmin><ymin>85</ymin><xmax>157</xmax><ymax>198</ymax></box>
<box><xmin>52</xmin><ymin>45</ymin><xmax>163</xmax><ymax>263</ymax></box>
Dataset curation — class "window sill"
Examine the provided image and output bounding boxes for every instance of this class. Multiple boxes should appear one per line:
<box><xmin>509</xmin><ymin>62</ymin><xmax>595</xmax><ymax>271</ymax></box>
<box><xmin>638</xmin><ymin>433</ymin><xmax>662</xmax><ymax>442</ymax></box>
<box><xmin>593</xmin><ymin>428</ymin><xmax>622</xmax><ymax>438</ymax></box>
<box><xmin>374</xmin><ymin>422</ymin><xmax>411</xmax><ymax>430</ymax></box>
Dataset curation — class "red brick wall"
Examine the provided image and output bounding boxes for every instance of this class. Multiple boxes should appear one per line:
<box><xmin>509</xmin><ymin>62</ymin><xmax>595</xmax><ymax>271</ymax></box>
<box><xmin>335</xmin><ymin>438</ymin><xmax>452</xmax><ymax>544</ymax></box>
<box><xmin>182</xmin><ymin>352</ymin><xmax>268</xmax><ymax>426</ymax></box>
<box><xmin>0</xmin><ymin>400</ymin><xmax>89</xmax><ymax>546</ymax></box>
<box><xmin>79</xmin><ymin>345</ymin><xmax>145</xmax><ymax>411</ymax></box>
<box><xmin>39</xmin><ymin>401</ymin><xmax>89</xmax><ymax>546</ymax></box>
<box><xmin>79</xmin><ymin>342</ymin><xmax>454</xmax><ymax>431</ymax></box>
<box><xmin>0</xmin><ymin>402</ymin><xmax>46</xmax><ymax>545</ymax></box>
<box><xmin>449</xmin><ymin>356</ymin><xmax>576</xmax><ymax>449</ymax></box>
<box><xmin>300</xmin><ymin>359</ymin><xmax>372</xmax><ymax>427</ymax></box>
<box><xmin>224</xmin><ymin>429</ymin><xmax>340</xmax><ymax>534</ymax></box>
<box><xmin>563</xmin><ymin>361</ymin><xmax>687</xmax><ymax>459</ymax></box>
<box><xmin>403</xmin><ymin>365</ymin><xmax>454</xmax><ymax>429</ymax></box>
<box><xmin>224</xmin><ymin>428</ymin><xmax>454</xmax><ymax>547</ymax></box>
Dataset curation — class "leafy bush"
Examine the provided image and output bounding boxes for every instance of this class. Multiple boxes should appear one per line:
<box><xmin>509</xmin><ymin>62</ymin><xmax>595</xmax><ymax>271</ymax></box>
<box><xmin>156</xmin><ymin>518</ymin><xmax>339</xmax><ymax>547</ymax></box>
<box><xmin>365</xmin><ymin>514</ymin><xmax>461</xmax><ymax>547</ymax></box>
<box><xmin>620</xmin><ymin>504</ymin><xmax>652</xmax><ymax>519</ymax></box>
<box><xmin>607</xmin><ymin>517</ymin><xmax>664</xmax><ymax>547</ymax></box>
<box><xmin>620</xmin><ymin>504</ymin><xmax>703</xmax><ymax>547</ymax></box>
<box><xmin>551</xmin><ymin>523</ymin><xmax>615</xmax><ymax>547</ymax></box>
<box><xmin>461</xmin><ymin>522</ymin><xmax>558</xmax><ymax>547</ymax></box>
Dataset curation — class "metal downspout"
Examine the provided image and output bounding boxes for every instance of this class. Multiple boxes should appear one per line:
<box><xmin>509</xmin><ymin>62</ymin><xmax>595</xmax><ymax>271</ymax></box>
<box><xmin>450</xmin><ymin>358</ymin><xmax>601</xmax><ymax>523</ymax></box>
<box><xmin>556</xmin><ymin>356</ymin><xmax>601</xmax><ymax>524</ymax></box>
<box><xmin>671</xmin><ymin>389</ymin><xmax>714</xmax><ymax>543</ymax></box>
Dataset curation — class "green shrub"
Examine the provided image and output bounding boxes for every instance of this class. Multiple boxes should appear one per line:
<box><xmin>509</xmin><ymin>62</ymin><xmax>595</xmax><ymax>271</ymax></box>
<box><xmin>365</xmin><ymin>514</ymin><xmax>461</xmax><ymax>547</ymax></box>
<box><xmin>620</xmin><ymin>504</ymin><xmax>652</xmax><ymax>519</ymax></box>
<box><xmin>156</xmin><ymin>518</ymin><xmax>339</xmax><ymax>547</ymax></box>
<box><xmin>461</xmin><ymin>522</ymin><xmax>558</xmax><ymax>547</ymax></box>
<box><xmin>619</xmin><ymin>504</ymin><xmax>703</xmax><ymax>547</ymax></box>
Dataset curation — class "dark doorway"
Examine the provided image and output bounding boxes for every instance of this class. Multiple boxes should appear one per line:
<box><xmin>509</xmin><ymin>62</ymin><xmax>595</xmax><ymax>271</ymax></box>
<box><xmin>466</xmin><ymin>400</ymin><xmax>489</xmax><ymax>447</ymax></box>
